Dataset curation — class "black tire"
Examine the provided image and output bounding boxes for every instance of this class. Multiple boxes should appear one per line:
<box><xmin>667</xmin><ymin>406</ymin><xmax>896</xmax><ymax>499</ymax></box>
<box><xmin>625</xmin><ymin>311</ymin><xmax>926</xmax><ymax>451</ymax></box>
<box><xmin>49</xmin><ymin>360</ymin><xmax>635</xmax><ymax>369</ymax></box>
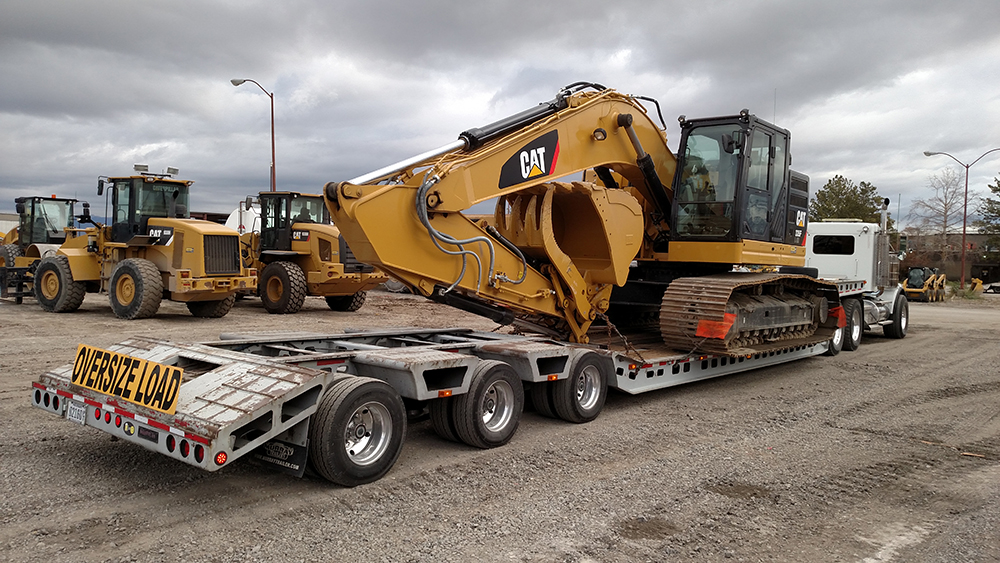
<box><xmin>34</xmin><ymin>255</ymin><xmax>86</xmax><ymax>313</ymax></box>
<box><xmin>260</xmin><ymin>261</ymin><xmax>307</xmax><ymax>314</ymax></box>
<box><xmin>308</xmin><ymin>377</ymin><xmax>406</xmax><ymax>487</ymax></box>
<box><xmin>552</xmin><ymin>352</ymin><xmax>608</xmax><ymax>423</ymax></box>
<box><xmin>823</xmin><ymin>327</ymin><xmax>844</xmax><ymax>356</ymax></box>
<box><xmin>429</xmin><ymin>397</ymin><xmax>460</xmax><ymax>442</ymax></box>
<box><xmin>842</xmin><ymin>298</ymin><xmax>863</xmax><ymax>351</ymax></box>
<box><xmin>883</xmin><ymin>293</ymin><xmax>908</xmax><ymax>339</ymax></box>
<box><xmin>451</xmin><ymin>360</ymin><xmax>523</xmax><ymax>449</ymax></box>
<box><xmin>382</xmin><ymin>279</ymin><xmax>410</xmax><ymax>293</ymax></box>
<box><xmin>529</xmin><ymin>382</ymin><xmax>558</xmax><ymax>419</ymax></box>
<box><xmin>108</xmin><ymin>258</ymin><xmax>162</xmax><ymax>319</ymax></box>
<box><xmin>187</xmin><ymin>294</ymin><xmax>236</xmax><ymax>318</ymax></box>
<box><xmin>0</xmin><ymin>244</ymin><xmax>22</xmax><ymax>268</ymax></box>
<box><xmin>325</xmin><ymin>291</ymin><xmax>367</xmax><ymax>312</ymax></box>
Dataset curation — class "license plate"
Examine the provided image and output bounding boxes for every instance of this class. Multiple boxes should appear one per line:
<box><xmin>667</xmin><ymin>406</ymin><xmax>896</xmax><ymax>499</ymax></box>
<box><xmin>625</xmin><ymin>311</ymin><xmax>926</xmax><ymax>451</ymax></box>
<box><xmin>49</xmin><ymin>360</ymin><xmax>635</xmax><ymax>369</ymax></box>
<box><xmin>66</xmin><ymin>400</ymin><xmax>87</xmax><ymax>425</ymax></box>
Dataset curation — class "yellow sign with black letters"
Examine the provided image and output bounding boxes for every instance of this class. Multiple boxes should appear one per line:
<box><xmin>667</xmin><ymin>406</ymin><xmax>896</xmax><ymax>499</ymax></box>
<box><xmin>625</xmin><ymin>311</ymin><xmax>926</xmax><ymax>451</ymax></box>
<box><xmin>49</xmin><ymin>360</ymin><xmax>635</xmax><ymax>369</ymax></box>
<box><xmin>71</xmin><ymin>344</ymin><xmax>184</xmax><ymax>415</ymax></box>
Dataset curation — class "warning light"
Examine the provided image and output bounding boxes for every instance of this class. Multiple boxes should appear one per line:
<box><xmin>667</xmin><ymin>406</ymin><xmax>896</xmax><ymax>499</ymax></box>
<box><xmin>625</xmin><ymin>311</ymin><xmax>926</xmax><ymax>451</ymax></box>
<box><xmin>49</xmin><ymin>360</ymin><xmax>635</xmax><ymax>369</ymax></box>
<box><xmin>104</xmin><ymin>411</ymin><xmax>112</xmax><ymax>424</ymax></box>
<box><xmin>94</xmin><ymin>408</ymin><xmax>102</xmax><ymax>420</ymax></box>
<box><xmin>437</xmin><ymin>390</ymin><xmax>453</xmax><ymax>398</ymax></box>
<box><xmin>166</xmin><ymin>435</ymin><xmax>176</xmax><ymax>453</ymax></box>
<box><xmin>180</xmin><ymin>440</ymin><xmax>190</xmax><ymax>458</ymax></box>
<box><xmin>215</xmin><ymin>452</ymin><xmax>228</xmax><ymax>466</ymax></box>
<box><xmin>547</xmin><ymin>374</ymin><xmax>558</xmax><ymax>381</ymax></box>
<box><xmin>195</xmin><ymin>445</ymin><xmax>205</xmax><ymax>463</ymax></box>
<box><xmin>115</xmin><ymin>415</ymin><xmax>122</xmax><ymax>428</ymax></box>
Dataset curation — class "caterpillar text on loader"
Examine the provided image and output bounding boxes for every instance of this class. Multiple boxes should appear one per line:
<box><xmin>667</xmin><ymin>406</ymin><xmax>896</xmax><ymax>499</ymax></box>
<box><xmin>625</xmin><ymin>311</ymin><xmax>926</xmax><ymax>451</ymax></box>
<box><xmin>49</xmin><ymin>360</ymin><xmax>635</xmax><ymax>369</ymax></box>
<box><xmin>33</xmin><ymin>165</ymin><xmax>257</xmax><ymax>319</ymax></box>
<box><xmin>237</xmin><ymin>191</ymin><xmax>386</xmax><ymax>314</ymax></box>
<box><xmin>324</xmin><ymin>82</ymin><xmax>843</xmax><ymax>356</ymax></box>
<box><xmin>0</xmin><ymin>195</ymin><xmax>81</xmax><ymax>303</ymax></box>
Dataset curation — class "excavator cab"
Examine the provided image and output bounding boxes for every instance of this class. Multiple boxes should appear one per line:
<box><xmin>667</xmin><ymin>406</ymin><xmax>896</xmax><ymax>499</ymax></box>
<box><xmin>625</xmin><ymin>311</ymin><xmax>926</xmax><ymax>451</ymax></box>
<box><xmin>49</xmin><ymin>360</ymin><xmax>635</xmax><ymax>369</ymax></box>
<box><xmin>671</xmin><ymin>112</ymin><xmax>807</xmax><ymax>249</ymax></box>
<box><xmin>14</xmin><ymin>196</ymin><xmax>77</xmax><ymax>247</ymax></box>
<box><xmin>258</xmin><ymin>192</ymin><xmax>330</xmax><ymax>252</ymax></box>
<box><xmin>105</xmin><ymin>171</ymin><xmax>192</xmax><ymax>243</ymax></box>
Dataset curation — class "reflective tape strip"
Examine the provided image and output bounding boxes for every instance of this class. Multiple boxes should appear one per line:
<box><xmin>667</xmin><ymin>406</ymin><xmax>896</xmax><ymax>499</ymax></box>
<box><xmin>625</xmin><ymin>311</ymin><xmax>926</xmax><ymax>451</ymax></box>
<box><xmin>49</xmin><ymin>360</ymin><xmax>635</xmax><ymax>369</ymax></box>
<box><xmin>695</xmin><ymin>313</ymin><xmax>737</xmax><ymax>339</ymax></box>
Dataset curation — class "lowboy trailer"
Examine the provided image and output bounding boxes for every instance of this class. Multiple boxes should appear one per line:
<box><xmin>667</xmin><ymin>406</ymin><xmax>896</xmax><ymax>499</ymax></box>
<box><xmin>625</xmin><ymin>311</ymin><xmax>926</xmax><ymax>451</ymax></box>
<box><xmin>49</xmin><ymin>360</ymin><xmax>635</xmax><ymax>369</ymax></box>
<box><xmin>31</xmin><ymin>326</ymin><xmax>833</xmax><ymax>487</ymax></box>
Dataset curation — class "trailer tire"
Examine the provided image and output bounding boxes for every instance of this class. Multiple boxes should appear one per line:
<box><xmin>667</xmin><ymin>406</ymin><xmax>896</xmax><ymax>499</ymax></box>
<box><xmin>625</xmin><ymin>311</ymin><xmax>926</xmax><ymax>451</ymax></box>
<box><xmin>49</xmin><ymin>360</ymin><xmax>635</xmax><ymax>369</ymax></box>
<box><xmin>883</xmin><ymin>293</ymin><xmax>908</xmax><ymax>339</ymax></box>
<box><xmin>552</xmin><ymin>352</ymin><xmax>608</xmax><ymax>423</ymax></box>
<box><xmin>429</xmin><ymin>397</ymin><xmax>460</xmax><ymax>442</ymax></box>
<box><xmin>452</xmin><ymin>360</ymin><xmax>523</xmax><ymax>449</ymax></box>
<box><xmin>0</xmin><ymin>244</ymin><xmax>22</xmax><ymax>267</ymax></box>
<box><xmin>260</xmin><ymin>261</ymin><xmax>307</xmax><ymax>314</ymax></box>
<box><xmin>529</xmin><ymin>382</ymin><xmax>558</xmax><ymax>419</ymax></box>
<box><xmin>34</xmin><ymin>255</ymin><xmax>86</xmax><ymax>312</ymax></box>
<box><xmin>824</xmin><ymin>327</ymin><xmax>844</xmax><ymax>356</ymax></box>
<box><xmin>187</xmin><ymin>294</ymin><xmax>236</xmax><ymax>318</ymax></box>
<box><xmin>842</xmin><ymin>298</ymin><xmax>863</xmax><ymax>351</ymax></box>
<box><xmin>308</xmin><ymin>377</ymin><xmax>406</xmax><ymax>487</ymax></box>
<box><xmin>325</xmin><ymin>291</ymin><xmax>366</xmax><ymax>312</ymax></box>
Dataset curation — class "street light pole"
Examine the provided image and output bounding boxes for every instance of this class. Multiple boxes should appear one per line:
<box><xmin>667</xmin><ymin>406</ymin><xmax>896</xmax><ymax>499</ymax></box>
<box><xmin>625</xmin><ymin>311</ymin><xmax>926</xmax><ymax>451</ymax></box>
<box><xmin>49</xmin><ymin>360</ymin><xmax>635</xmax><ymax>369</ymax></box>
<box><xmin>231</xmin><ymin>78</ymin><xmax>276</xmax><ymax>192</ymax></box>
<box><xmin>923</xmin><ymin>147</ymin><xmax>1000</xmax><ymax>289</ymax></box>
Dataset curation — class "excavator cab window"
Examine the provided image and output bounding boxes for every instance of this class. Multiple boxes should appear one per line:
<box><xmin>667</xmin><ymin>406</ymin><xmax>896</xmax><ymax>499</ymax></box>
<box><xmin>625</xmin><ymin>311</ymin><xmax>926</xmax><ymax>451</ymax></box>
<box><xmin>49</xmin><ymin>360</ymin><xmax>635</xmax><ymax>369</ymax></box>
<box><xmin>673</xmin><ymin>124</ymin><xmax>742</xmax><ymax>239</ymax></box>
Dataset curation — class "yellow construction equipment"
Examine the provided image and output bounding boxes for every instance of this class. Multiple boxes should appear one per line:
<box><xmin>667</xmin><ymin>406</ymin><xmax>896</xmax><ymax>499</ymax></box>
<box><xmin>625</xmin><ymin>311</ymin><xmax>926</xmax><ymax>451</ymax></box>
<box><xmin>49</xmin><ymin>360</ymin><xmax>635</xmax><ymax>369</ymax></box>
<box><xmin>902</xmin><ymin>267</ymin><xmax>946</xmax><ymax>302</ymax></box>
<box><xmin>33</xmin><ymin>166</ymin><xmax>256</xmax><ymax>319</ymax></box>
<box><xmin>323</xmin><ymin>83</ymin><xmax>842</xmax><ymax>355</ymax></box>
<box><xmin>0</xmin><ymin>195</ymin><xmax>80</xmax><ymax>302</ymax></box>
<box><xmin>237</xmin><ymin>191</ymin><xmax>386</xmax><ymax>313</ymax></box>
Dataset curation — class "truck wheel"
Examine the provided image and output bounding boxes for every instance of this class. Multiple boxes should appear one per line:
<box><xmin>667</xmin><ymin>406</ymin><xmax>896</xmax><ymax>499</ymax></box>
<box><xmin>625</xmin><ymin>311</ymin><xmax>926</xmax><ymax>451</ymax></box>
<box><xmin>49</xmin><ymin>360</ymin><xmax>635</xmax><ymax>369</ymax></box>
<box><xmin>429</xmin><ymin>397</ymin><xmax>459</xmax><ymax>442</ymax></box>
<box><xmin>108</xmin><ymin>259</ymin><xmax>162</xmax><ymax>319</ymax></box>
<box><xmin>187</xmin><ymin>294</ymin><xmax>236</xmax><ymax>318</ymax></box>
<box><xmin>34</xmin><ymin>255</ymin><xmax>86</xmax><ymax>312</ymax></box>
<box><xmin>0</xmin><ymin>244</ymin><xmax>22</xmax><ymax>267</ymax></box>
<box><xmin>823</xmin><ymin>327</ymin><xmax>844</xmax><ymax>356</ymax></box>
<box><xmin>552</xmin><ymin>352</ymin><xmax>608</xmax><ymax>423</ymax></box>
<box><xmin>842</xmin><ymin>298</ymin><xmax>863</xmax><ymax>351</ymax></box>
<box><xmin>308</xmin><ymin>377</ymin><xmax>406</xmax><ymax>486</ymax></box>
<box><xmin>529</xmin><ymin>382</ymin><xmax>558</xmax><ymax>419</ymax></box>
<box><xmin>260</xmin><ymin>261</ymin><xmax>307</xmax><ymax>314</ymax></box>
<box><xmin>451</xmin><ymin>360</ymin><xmax>523</xmax><ymax>449</ymax></box>
<box><xmin>325</xmin><ymin>291</ymin><xmax>367</xmax><ymax>312</ymax></box>
<box><xmin>883</xmin><ymin>293</ymin><xmax>908</xmax><ymax>339</ymax></box>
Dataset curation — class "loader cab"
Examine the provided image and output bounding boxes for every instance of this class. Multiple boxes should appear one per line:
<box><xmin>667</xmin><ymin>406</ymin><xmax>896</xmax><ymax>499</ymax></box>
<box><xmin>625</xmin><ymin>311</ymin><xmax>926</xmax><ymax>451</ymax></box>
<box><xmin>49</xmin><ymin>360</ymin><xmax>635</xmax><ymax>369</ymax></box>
<box><xmin>671</xmin><ymin>111</ymin><xmax>807</xmax><ymax>248</ymax></box>
<box><xmin>104</xmin><ymin>173</ymin><xmax>192</xmax><ymax>243</ymax></box>
<box><xmin>258</xmin><ymin>192</ymin><xmax>329</xmax><ymax>252</ymax></box>
<box><xmin>14</xmin><ymin>196</ymin><xmax>77</xmax><ymax>247</ymax></box>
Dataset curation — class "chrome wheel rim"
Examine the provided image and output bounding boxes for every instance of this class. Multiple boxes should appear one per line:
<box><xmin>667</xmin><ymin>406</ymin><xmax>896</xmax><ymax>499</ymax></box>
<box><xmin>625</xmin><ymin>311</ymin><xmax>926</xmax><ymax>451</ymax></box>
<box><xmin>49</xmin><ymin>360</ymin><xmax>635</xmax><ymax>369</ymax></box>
<box><xmin>481</xmin><ymin>379</ymin><xmax>515</xmax><ymax>433</ymax></box>
<box><xmin>344</xmin><ymin>401</ymin><xmax>392</xmax><ymax>466</ymax></box>
<box><xmin>576</xmin><ymin>364</ymin><xmax>601</xmax><ymax>410</ymax></box>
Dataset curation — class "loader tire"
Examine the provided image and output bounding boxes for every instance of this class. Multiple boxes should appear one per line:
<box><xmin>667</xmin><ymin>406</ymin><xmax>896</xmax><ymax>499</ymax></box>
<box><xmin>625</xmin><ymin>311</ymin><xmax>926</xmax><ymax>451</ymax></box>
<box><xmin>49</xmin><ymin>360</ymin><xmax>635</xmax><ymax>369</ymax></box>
<box><xmin>429</xmin><ymin>397</ymin><xmax>460</xmax><ymax>443</ymax></box>
<box><xmin>260</xmin><ymin>261</ymin><xmax>307</xmax><ymax>314</ymax></box>
<box><xmin>883</xmin><ymin>293</ymin><xmax>908</xmax><ymax>339</ymax></box>
<box><xmin>451</xmin><ymin>360</ymin><xmax>523</xmax><ymax>449</ymax></box>
<box><xmin>0</xmin><ymin>244</ymin><xmax>22</xmax><ymax>267</ymax></box>
<box><xmin>325</xmin><ymin>291</ymin><xmax>366</xmax><ymax>312</ymax></box>
<box><xmin>552</xmin><ymin>352</ymin><xmax>608</xmax><ymax>424</ymax></box>
<box><xmin>187</xmin><ymin>294</ymin><xmax>236</xmax><ymax>318</ymax></box>
<box><xmin>109</xmin><ymin>258</ymin><xmax>162</xmax><ymax>319</ymax></box>
<box><xmin>842</xmin><ymin>298</ymin><xmax>863</xmax><ymax>351</ymax></box>
<box><xmin>308</xmin><ymin>377</ymin><xmax>406</xmax><ymax>487</ymax></box>
<box><xmin>34</xmin><ymin>255</ymin><xmax>85</xmax><ymax>313</ymax></box>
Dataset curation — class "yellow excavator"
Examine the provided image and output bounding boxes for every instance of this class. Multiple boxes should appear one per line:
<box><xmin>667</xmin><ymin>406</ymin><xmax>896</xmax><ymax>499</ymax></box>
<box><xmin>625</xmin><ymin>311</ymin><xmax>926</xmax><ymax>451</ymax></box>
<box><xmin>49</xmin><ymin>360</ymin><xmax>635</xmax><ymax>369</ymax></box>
<box><xmin>323</xmin><ymin>83</ymin><xmax>841</xmax><ymax>355</ymax></box>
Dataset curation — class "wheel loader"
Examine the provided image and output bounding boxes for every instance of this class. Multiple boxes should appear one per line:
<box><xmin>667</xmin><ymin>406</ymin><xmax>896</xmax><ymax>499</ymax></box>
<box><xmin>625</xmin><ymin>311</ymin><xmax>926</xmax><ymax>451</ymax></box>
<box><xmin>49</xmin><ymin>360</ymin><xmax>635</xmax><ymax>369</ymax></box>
<box><xmin>33</xmin><ymin>165</ymin><xmax>257</xmax><ymax>319</ymax></box>
<box><xmin>322</xmin><ymin>82</ymin><xmax>843</xmax><ymax>356</ymax></box>
<box><xmin>237</xmin><ymin>191</ymin><xmax>386</xmax><ymax>314</ymax></box>
<box><xmin>0</xmin><ymin>195</ymin><xmax>80</xmax><ymax>302</ymax></box>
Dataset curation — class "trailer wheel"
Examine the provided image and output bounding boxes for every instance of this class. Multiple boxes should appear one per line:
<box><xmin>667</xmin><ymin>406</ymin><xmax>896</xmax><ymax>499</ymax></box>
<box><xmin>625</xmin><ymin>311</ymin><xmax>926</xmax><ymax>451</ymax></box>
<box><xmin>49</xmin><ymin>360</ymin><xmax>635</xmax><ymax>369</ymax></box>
<box><xmin>883</xmin><ymin>293</ymin><xmax>908</xmax><ymax>339</ymax></box>
<box><xmin>823</xmin><ymin>327</ymin><xmax>844</xmax><ymax>356</ymax></box>
<box><xmin>308</xmin><ymin>377</ymin><xmax>406</xmax><ymax>487</ymax></box>
<box><xmin>325</xmin><ymin>291</ymin><xmax>367</xmax><ymax>312</ymax></box>
<box><xmin>34</xmin><ymin>255</ymin><xmax>86</xmax><ymax>312</ymax></box>
<box><xmin>429</xmin><ymin>397</ymin><xmax>459</xmax><ymax>442</ymax></box>
<box><xmin>529</xmin><ymin>382</ymin><xmax>558</xmax><ymax>419</ymax></box>
<box><xmin>552</xmin><ymin>352</ymin><xmax>608</xmax><ymax>423</ymax></box>
<box><xmin>187</xmin><ymin>294</ymin><xmax>236</xmax><ymax>318</ymax></box>
<box><xmin>451</xmin><ymin>360</ymin><xmax>523</xmax><ymax>449</ymax></box>
<box><xmin>260</xmin><ymin>261</ymin><xmax>307</xmax><ymax>314</ymax></box>
<box><xmin>0</xmin><ymin>244</ymin><xmax>22</xmax><ymax>267</ymax></box>
<box><xmin>842</xmin><ymin>298</ymin><xmax>863</xmax><ymax>351</ymax></box>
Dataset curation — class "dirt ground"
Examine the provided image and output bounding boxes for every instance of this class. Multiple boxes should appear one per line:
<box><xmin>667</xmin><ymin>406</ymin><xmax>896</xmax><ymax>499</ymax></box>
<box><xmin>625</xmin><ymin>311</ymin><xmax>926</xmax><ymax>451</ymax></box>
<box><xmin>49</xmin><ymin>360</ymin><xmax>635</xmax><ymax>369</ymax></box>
<box><xmin>1</xmin><ymin>289</ymin><xmax>999</xmax><ymax>563</ymax></box>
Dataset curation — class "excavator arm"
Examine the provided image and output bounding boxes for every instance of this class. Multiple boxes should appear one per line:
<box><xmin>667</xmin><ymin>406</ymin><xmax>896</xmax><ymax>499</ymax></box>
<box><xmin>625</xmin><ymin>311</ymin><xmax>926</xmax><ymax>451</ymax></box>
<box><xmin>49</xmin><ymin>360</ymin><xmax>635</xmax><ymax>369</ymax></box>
<box><xmin>325</xmin><ymin>85</ymin><xmax>676</xmax><ymax>343</ymax></box>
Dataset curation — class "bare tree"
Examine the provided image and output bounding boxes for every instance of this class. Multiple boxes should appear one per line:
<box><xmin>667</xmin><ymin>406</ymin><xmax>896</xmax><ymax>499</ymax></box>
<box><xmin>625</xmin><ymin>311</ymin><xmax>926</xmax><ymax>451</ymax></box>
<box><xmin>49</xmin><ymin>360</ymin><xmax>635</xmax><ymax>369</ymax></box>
<box><xmin>907</xmin><ymin>168</ymin><xmax>979</xmax><ymax>249</ymax></box>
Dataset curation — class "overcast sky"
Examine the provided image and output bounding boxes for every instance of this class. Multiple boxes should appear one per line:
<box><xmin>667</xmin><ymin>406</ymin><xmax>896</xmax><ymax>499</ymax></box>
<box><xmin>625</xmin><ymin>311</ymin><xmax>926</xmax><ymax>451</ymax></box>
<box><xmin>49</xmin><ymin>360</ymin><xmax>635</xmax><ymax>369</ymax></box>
<box><xmin>2</xmin><ymin>0</ymin><xmax>999</xmax><ymax>227</ymax></box>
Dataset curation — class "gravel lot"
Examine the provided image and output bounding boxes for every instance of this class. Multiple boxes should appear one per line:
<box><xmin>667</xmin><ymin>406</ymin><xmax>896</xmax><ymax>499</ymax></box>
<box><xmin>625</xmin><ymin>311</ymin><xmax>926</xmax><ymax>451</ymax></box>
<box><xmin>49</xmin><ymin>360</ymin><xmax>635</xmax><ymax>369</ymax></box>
<box><xmin>1</xmin><ymin>290</ymin><xmax>999</xmax><ymax>563</ymax></box>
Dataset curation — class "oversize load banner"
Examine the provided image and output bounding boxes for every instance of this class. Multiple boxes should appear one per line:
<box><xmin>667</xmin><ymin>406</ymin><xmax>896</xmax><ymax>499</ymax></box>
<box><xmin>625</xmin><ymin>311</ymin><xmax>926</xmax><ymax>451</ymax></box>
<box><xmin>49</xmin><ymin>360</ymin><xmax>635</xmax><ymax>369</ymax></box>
<box><xmin>71</xmin><ymin>344</ymin><xmax>183</xmax><ymax>415</ymax></box>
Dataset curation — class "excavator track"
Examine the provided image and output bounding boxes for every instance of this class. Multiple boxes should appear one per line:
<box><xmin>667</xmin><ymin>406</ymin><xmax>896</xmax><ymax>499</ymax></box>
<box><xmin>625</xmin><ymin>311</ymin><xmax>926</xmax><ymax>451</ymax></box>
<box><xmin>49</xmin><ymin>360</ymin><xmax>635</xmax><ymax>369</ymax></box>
<box><xmin>660</xmin><ymin>273</ymin><xmax>839</xmax><ymax>357</ymax></box>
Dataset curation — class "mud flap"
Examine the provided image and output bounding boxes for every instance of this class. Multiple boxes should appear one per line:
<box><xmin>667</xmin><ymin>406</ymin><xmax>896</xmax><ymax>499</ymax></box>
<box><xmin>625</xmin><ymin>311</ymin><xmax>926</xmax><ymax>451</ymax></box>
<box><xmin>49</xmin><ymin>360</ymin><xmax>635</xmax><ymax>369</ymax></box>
<box><xmin>252</xmin><ymin>418</ymin><xmax>310</xmax><ymax>478</ymax></box>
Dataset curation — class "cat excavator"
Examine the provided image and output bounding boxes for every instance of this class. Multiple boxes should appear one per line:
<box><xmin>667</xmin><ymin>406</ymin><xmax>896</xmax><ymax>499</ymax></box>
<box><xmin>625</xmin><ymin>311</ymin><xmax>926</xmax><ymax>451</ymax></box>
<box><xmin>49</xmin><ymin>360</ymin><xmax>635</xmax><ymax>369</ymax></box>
<box><xmin>323</xmin><ymin>82</ymin><xmax>842</xmax><ymax>356</ymax></box>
